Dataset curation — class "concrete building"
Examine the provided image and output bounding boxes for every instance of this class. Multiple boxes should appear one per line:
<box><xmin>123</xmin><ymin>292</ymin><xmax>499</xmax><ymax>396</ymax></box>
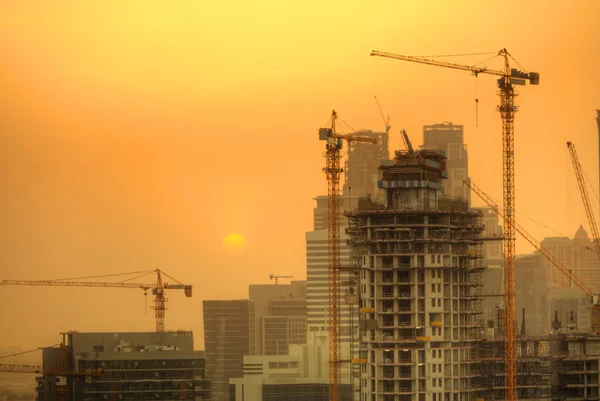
<box><xmin>540</xmin><ymin>226</ymin><xmax>600</xmax><ymax>294</ymax></box>
<box><xmin>422</xmin><ymin>122</ymin><xmax>470</xmax><ymax>204</ymax></box>
<box><xmin>305</xmin><ymin>229</ymin><xmax>358</xmax><ymax>366</ymax></box>
<box><xmin>348</xmin><ymin>147</ymin><xmax>485</xmax><ymax>401</ymax></box>
<box><xmin>516</xmin><ymin>254</ymin><xmax>548</xmax><ymax>336</ymax></box>
<box><xmin>36</xmin><ymin>331</ymin><xmax>210</xmax><ymax>401</ymax></box>
<box><xmin>230</xmin><ymin>332</ymin><xmax>352</xmax><ymax>401</ymax></box>
<box><xmin>547</xmin><ymin>288</ymin><xmax>591</xmax><ymax>334</ymax></box>
<box><xmin>203</xmin><ymin>300</ymin><xmax>255</xmax><ymax>401</ymax></box>
<box><xmin>313</xmin><ymin>195</ymin><xmax>360</xmax><ymax>231</ymax></box>
<box><xmin>473</xmin><ymin>336</ymin><xmax>552</xmax><ymax>400</ymax></box>
<box><xmin>342</xmin><ymin>129</ymin><xmax>390</xmax><ymax>199</ymax></box>
<box><xmin>473</xmin><ymin>207</ymin><xmax>504</xmax><ymax>330</ymax></box>
<box><xmin>230</xmin><ymin>332</ymin><xmax>351</xmax><ymax>401</ymax></box>
<box><xmin>249</xmin><ymin>281</ymin><xmax>306</xmax><ymax>356</ymax></box>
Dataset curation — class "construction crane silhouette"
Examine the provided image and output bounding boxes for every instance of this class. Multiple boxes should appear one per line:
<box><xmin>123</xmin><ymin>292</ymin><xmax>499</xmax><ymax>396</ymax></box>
<box><xmin>269</xmin><ymin>274</ymin><xmax>293</xmax><ymax>285</ymax></box>
<box><xmin>567</xmin><ymin>141</ymin><xmax>600</xmax><ymax>259</ymax></box>
<box><xmin>0</xmin><ymin>269</ymin><xmax>192</xmax><ymax>335</ymax></box>
<box><xmin>319</xmin><ymin>110</ymin><xmax>377</xmax><ymax>401</ymax></box>
<box><xmin>0</xmin><ymin>343</ymin><xmax>102</xmax><ymax>376</ymax></box>
<box><xmin>465</xmin><ymin>179</ymin><xmax>600</xmax><ymax>333</ymax></box>
<box><xmin>373</xmin><ymin>95</ymin><xmax>391</xmax><ymax>135</ymax></box>
<box><xmin>372</xmin><ymin>48</ymin><xmax>539</xmax><ymax>401</ymax></box>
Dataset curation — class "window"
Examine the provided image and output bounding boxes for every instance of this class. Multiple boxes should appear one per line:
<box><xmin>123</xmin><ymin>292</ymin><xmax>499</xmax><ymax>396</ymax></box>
<box><xmin>453</xmin><ymin>168</ymin><xmax>465</xmax><ymax>181</ymax></box>
<box><xmin>432</xmin><ymin>298</ymin><xmax>436</xmax><ymax>307</ymax></box>
<box><xmin>438</xmin><ymin>299</ymin><xmax>442</xmax><ymax>307</ymax></box>
<box><xmin>438</xmin><ymin>284</ymin><xmax>441</xmax><ymax>292</ymax></box>
<box><xmin>448</xmin><ymin>143</ymin><xmax>462</xmax><ymax>160</ymax></box>
<box><xmin>433</xmin><ymin>364</ymin><xmax>437</xmax><ymax>372</ymax></box>
<box><xmin>437</xmin><ymin>255</ymin><xmax>441</xmax><ymax>263</ymax></box>
<box><xmin>490</xmin><ymin>244</ymin><xmax>501</xmax><ymax>258</ymax></box>
<box><xmin>431</xmin><ymin>255</ymin><xmax>435</xmax><ymax>264</ymax></box>
<box><xmin>432</xmin><ymin>284</ymin><xmax>436</xmax><ymax>293</ymax></box>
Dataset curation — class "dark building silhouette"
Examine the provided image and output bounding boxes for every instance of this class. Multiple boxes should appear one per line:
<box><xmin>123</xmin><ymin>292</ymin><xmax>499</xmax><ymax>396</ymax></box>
<box><xmin>203</xmin><ymin>300</ymin><xmax>255</xmax><ymax>401</ymax></box>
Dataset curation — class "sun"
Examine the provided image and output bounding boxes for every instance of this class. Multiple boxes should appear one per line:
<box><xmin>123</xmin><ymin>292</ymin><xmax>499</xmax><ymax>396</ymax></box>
<box><xmin>223</xmin><ymin>233</ymin><xmax>247</xmax><ymax>251</ymax></box>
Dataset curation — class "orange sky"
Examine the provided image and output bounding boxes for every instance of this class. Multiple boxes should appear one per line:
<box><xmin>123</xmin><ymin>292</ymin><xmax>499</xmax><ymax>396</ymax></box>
<box><xmin>0</xmin><ymin>1</ymin><xmax>599</xmax><ymax>350</ymax></box>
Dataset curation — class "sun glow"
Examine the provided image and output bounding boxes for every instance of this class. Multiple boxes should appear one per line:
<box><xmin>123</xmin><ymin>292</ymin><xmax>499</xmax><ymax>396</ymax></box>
<box><xmin>223</xmin><ymin>233</ymin><xmax>247</xmax><ymax>251</ymax></box>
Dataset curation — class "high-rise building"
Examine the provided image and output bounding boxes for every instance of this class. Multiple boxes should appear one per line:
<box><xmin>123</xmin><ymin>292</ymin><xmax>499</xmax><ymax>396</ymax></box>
<box><xmin>540</xmin><ymin>225</ymin><xmax>600</xmax><ymax>294</ymax></box>
<box><xmin>342</xmin><ymin>129</ymin><xmax>389</xmax><ymax>198</ymax></box>
<box><xmin>249</xmin><ymin>281</ymin><xmax>307</xmax><ymax>356</ymax></box>
<box><xmin>515</xmin><ymin>254</ymin><xmax>548</xmax><ymax>336</ymax></box>
<box><xmin>307</xmin><ymin>128</ymin><xmax>389</xmax><ymax>369</ymax></box>
<box><xmin>203</xmin><ymin>300</ymin><xmax>255</xmax><ymax>401</ymax></box>
<box><xmin>305</xmin><ymin>229</ymin><xmax>357</xmax><ymax>364</ymax></box>
<box><xmin>422</xmin><ymin>122</ymin><xmax>470</xmax><ymax>204</ymax></box>
<box><xmin>348</xmin><ymin>147</ymin><xmax>486</xmax><ymax>401</ymax></box>
<box><xmin>36</xmin><ymin>331</ymin><xmax>210</xmax><ymax>401</ymax></box>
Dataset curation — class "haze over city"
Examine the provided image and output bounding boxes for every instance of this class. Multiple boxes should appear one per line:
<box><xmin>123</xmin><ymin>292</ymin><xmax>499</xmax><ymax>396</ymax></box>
<box><xmin>1</xmin><ymin>0</ymin><xmax>599</xmax><ymax>357</ymax></box>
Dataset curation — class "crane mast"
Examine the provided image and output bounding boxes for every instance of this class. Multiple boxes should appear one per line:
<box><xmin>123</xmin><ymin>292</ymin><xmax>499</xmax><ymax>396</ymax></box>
<box><xmin>372</xmin><ymin>48</ymin><xmax>539</xmax><ymax>401</ymax></box>
<box><xmin>319</xmin><ymin>110</ymin><xmax>377</xmax><ymax>401</ymax></box>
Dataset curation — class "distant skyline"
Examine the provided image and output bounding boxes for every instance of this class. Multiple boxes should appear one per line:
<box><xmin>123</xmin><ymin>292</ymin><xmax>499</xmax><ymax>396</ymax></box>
<box><xmin>0</xmin><ymin>1</ymin><xmax>599</xmax><ymax>350</ymax></box>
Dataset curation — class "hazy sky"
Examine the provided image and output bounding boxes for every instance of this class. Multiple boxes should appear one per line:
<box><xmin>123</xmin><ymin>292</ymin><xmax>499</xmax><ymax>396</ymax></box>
<box><xmin>1</xmin><ymin>1</ymin><xmax>599</xmax><ymax>350</ymax></box>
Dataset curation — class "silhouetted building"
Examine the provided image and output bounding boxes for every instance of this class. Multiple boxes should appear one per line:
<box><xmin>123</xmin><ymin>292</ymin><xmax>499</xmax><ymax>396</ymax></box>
<box><xmin>305</xmin><ymin>229</ymin><xmax>357</xmax><ymax>365</ymax></box>
<box><xmin>36</xmin><ymin>331</ymin><xmax>210</xmax><ymax>401</ymax></box>
<box><xmin>249</xmin><ymin>281</ymin><xmax>306</xmax><ymax>356</ymax></box>
<box><xmin>342</xmin><ymin>129</ymin><xmax>389</xmax><ymax>198</ymax></box>
<box><xmin>203</xmin><ymin>300</ymin><xmax>255</xmax><ymax>401</ymax></box>
<box><xmin>540</xmin><ymin>225</ymin><xmax>600</xmax><ymax>294</ymax></box>
<box><xmin>516</xmin><ymin>253</ymin><xmax>547</xmax><ymax>336</ymax></box>
<box><xmin>423</xmin><ymin>122</ymin><xmax>470</xmax><ymax>204</ymax></box>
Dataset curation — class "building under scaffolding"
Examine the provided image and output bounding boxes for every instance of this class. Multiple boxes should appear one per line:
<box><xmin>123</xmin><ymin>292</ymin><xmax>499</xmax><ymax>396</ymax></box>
<box><xmin>472</xmin><ymin>336</ymin><xmax>552</xmax><ymax>401</ymax></box>
<box><xmin>347</xmin><ymin>147</ymin><xmax>486</xmax><ymax>401</ymax></box>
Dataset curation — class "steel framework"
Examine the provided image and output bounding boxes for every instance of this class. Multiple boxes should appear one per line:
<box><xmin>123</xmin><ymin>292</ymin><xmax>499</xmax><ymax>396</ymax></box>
<box><xmin>320</xmin><ymin>111</ymin><xmax>377</xmax><ymax>401</ymax></box>
<box><xmin>371</xmin><ymin>48</ymin><xmax>539</xmax><ymax>401</ymax></box>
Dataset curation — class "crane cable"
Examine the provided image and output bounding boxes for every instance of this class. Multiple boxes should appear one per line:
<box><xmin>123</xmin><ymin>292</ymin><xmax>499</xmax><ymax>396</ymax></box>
<box><xmin>415</xmin><ymin>51</ymin><xmax>497</xmax><ymax>58</ymax></box>
<box><xmin>0</xmin><ymin>345</ymin><xmax>60</xmax><ymax>360</ymax></box>
<box><xmin>46</xmin><ymin>270</ymin><xmax>155</xmax><ymax>282</ymax></box>
<box><xmin>480</xmin><ymin>189</ymin><xmax>597</xmax><ymax>254</ymax></box>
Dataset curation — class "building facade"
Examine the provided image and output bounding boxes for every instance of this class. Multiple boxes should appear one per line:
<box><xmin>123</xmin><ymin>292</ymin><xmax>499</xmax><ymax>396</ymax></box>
<box><xmin>422</xmin><ymin>122</ymin><xmax>470</xmax><ymax>204</ymax></box>
<box><xmin>203</xmin><ymin>300</ymin><xmax>255</xmax><ymax>401</ymax></box>
<box><xmin>348</xmin><ymin>147</ymin><xmax>485</xmax><ymax>401</ymax></box>
<box><xmin>36</xmin><ymin>331</ymin><xmax>210</xmax><ymax>401</ymax></box>
<box><xmin>540</xmin><ymin>225</ymin><xmax>600</xmax><ymax>294</ymax></box>
<box><xmin>249</xmin><ymin>281</ymin><xmax>306</xmax><ymax>356</ymax></box>
<box><xmin>306</xmin><ymin>228</ymin><xmax>358</xmax><ymax>368</ymax></box>
<box><xmin>230</xmin><ymin>332</ymin><xmax>352</xmax><ymax>401</ymax></box>
<box><xmin>342</xmin><ymin>129</ymin><xmax>390</xmax><ymax>198</ymax></box>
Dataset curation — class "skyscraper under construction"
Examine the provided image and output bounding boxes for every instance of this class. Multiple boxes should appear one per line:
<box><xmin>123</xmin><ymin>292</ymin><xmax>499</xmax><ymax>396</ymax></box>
<box><xmin>347</xmin><ymin>146</ymin><xmax>486</xmax><ymax>401</ymax></box>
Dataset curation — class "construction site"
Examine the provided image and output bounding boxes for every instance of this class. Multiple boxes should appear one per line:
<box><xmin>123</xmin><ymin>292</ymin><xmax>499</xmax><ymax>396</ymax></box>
<box><xmin>2</xmin><ymin>44</ymin><xmax>600</xmax><ymax>401</ymax></box>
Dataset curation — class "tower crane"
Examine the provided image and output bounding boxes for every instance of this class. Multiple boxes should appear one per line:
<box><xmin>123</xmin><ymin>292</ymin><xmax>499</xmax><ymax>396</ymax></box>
<box><xmin>374</xmin><ymin>95</ymin><xmax>391</xmax><ymax>135</ymax></box>
<box><xmin>269</xmin><ymin>274</ymin><xmax>294</xmax><ymax>285</ymax></box>
<box><xmin>319</xmin><ymin>110</ymin><xmax>377</xmax><ymax>401</ymax></box>
<box><xmin>465</xmin><ymin>179</ymin><xmax>600</xmax><ymax>334</ymax></box>
<box><xmin>567</xmin><ymin>141</ymin><xmax>600</xmax><ymax>260</ymax></box>
<box><xmin>0</xmin><ymin>269</ymin><xmax>192</xmax><ymax>335</ymax></box>
<box><xmin>0</xmin><ymin>344</ymin><xmax>103</xmax><ymax>376</ymax></box>
<box><xmin>372</xmin><ymin>48</ymin><xmax>539</xmax><ymax>401</ymax></box>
